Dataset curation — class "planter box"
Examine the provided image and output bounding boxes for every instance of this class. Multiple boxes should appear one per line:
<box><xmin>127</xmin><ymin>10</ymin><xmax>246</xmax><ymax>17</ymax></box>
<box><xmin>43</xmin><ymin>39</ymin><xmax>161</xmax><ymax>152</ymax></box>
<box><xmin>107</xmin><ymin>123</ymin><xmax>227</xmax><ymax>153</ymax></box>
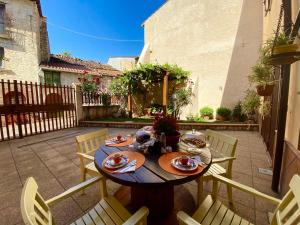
<box><xmin>79</xmin><ymin>121</ymin><xmax>259</xmax><ymax>131</ymax></box>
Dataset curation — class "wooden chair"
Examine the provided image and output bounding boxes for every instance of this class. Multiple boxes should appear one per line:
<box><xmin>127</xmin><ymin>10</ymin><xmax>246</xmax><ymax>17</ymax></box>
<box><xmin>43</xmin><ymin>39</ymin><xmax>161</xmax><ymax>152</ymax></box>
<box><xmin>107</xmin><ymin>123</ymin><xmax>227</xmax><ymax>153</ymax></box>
<box><xmin>76</xmin><ymin>129</ymin><xmax>108</xmax><ymax>196</ymax></box>
<box><xmin>197</xmin><ymin>130</ymin><xmax>238</xmax><ymax>204</ymax></box>
<box><xmin>21</xmin><ymin>176</ymin><xmax>149</xmax><ymax>225</ymax></box>
<box><xmin>178</xmin><ymin>174</ymin><xmax>300</xmax><ymax>225</ymax></box>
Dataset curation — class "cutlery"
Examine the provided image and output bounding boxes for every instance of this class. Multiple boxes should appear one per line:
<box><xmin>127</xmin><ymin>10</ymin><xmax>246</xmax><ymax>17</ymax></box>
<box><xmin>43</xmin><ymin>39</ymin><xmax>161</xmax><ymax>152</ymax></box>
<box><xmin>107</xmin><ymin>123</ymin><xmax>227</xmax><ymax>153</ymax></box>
<box><xmin>113</xmin><ymin>160</ymin><xmax>137</xmax><ymax>173</ymax></box>
<box><xmin>191</xmin><ymin>156</ymin><xmax>207</xmax><ymax>166</ymax></box>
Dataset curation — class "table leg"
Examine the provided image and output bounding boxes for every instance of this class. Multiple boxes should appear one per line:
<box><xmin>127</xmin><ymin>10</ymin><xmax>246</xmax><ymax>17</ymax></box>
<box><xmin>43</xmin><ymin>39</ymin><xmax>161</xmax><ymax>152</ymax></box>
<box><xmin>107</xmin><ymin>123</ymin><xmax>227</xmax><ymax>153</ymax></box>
<box><xmin>131</xmin><ymin>185</ymin><xmax>174</xmax><ymax>217</ymax></box>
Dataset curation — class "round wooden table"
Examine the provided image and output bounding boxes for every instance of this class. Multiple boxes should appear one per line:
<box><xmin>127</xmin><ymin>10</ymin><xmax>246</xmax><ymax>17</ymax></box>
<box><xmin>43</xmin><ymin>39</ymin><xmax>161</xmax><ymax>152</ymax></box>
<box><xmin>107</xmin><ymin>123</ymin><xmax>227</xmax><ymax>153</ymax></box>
<box><xmin>94</xmin><ymin>145</ymin><xmax>212</xmax><ymax>217</ymax></box>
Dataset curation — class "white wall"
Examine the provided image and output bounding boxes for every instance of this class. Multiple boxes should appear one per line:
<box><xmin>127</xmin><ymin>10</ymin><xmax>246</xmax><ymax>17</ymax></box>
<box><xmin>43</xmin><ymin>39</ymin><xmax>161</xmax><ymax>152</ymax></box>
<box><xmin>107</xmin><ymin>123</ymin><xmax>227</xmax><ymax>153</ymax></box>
<box><xmin>0</xmin><ymin>0</ymin><xmax>41</xmax><ymax>82</ymax></box>
<box><xmin>107</xmin><ymin>57</ymin><xmax>137</xmax><ymax>71</ymax></box>
<box><xmin>142</xmin><ymin>0</ymin><xmax>263</xmax><ymax>118</ymax></box>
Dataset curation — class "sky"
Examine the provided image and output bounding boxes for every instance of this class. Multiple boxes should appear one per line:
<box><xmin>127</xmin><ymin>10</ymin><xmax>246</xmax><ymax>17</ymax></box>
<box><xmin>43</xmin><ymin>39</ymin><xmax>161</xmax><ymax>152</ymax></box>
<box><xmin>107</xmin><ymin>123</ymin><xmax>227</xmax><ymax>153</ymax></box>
<box><xmin>40</xmin><ymin>0</ymin><xmax>166</xmax><ymax>63</ymax></box>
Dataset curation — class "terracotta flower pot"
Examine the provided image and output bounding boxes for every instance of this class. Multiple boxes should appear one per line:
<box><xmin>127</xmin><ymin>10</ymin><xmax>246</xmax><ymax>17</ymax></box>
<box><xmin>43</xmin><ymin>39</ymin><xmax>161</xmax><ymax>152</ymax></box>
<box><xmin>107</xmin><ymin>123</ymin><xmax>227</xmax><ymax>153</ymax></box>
<box><xmin>216</xmin><ymin>115</ymin><xmax>226</xmax><ymax>121</ymax></box>
<box><xmin>256</xmin><ymin>84</ymin><xmax>274</xmax><ymax>96</ymax></box>
<box><xmin>273</xmin><ymin>44</ymin><xmax>299</xmax><ymax>55</ymax></box>
<box><xmin>166</xmin><ymin>131</ymin><xmax>181</xmax><ymax>150</ymax></box>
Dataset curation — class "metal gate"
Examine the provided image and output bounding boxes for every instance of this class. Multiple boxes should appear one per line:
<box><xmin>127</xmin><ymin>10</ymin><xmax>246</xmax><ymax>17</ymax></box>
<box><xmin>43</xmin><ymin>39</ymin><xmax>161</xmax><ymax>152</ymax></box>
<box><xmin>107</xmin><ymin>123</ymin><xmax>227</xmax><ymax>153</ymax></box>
<box><xmin>0</xmin><ymin>79</ymin><xmax>77</xmax><ymax>141</ymax></box>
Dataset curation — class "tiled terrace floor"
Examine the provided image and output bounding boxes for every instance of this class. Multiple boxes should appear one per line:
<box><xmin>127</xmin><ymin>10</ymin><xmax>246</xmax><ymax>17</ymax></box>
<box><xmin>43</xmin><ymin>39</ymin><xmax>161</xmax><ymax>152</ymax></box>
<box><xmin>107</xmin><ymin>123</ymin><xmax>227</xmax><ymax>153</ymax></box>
<box><xmin>0</xmin><ymin>127</ymin><xmax>279</xmax><ymax>225</ymax></box>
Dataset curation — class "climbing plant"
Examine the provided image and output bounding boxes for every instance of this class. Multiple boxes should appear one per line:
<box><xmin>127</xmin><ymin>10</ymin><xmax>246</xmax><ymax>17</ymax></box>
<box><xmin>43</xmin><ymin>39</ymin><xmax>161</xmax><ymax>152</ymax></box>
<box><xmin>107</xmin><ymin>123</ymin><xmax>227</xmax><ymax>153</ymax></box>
<box><xmin>108</xmin><ymin>63</ymin><xmax>192</xmax><ymax>116</ymax></box>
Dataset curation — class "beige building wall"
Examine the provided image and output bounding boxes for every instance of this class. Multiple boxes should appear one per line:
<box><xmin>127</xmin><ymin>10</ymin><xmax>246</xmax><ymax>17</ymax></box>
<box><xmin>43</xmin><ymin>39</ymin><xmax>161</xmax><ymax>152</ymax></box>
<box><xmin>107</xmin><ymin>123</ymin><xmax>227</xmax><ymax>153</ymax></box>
<box><xmin>0</xmin><ymin>0</ymin><xmax>41</xmax><ymax>82</ymax></box>
<box><xmin>107</xmin><ymin>57</ymin><xmax>137</xmax><ymax>71</ymax></box>
<box><xmin>142</xmin><ymin>0</ymin><xmax>263</xmax><ymax>118</ymax></box>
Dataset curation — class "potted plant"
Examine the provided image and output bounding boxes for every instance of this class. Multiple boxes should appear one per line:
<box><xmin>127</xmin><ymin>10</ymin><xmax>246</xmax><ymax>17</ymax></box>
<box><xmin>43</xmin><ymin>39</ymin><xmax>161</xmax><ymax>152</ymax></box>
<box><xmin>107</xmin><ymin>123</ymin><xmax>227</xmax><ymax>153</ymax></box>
<box><xmin>231</xmin><ymin>102</ymin><xmax>247</xmax><ymax>122</ymax></box>
<box><xmin>241</xmin><ymin>90</ymin><xmax>261</xmax><ymax>122</ymax></box>
<box><xmin>153</xmin><ymin>116</ymin><xmax>180</xmax><ymax>150</ymax></box>
<box><xmin>259</xmin><ymin>100</ymin><xmax>271</xmax><ymax>118</ymax></box>
<box><xmin>216</xmin><ymin>107</ymin><xmax>232</xmax><ymax>121</ymax></box>
<box><xmin>78</xmin><ymin>71</ymin><xmax>100</xmax><ymax>93</ymax></box>
<box><xmin>249</xmin><ymin>63</ymin><xmax>275</xmax><ymax>96</ymax></box>
<box><xmin>199</xmin><ymin>106</ymin><xmax>214</xmax><ymax>120</ymax></box>
<box><xmin>273</xmin><ymin>32</ymin><xmax>298</xmax><ymax>55</ymax></box>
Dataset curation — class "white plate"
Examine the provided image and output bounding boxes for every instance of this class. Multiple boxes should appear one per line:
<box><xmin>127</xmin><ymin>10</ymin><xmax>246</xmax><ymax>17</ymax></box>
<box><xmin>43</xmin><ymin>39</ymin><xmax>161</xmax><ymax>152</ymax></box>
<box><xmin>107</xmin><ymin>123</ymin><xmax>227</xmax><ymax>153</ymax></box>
<box><xmin>104</xmin><ymin>155</ymin><xmax>129</xmax><ymax>169</ymax></box>
<box><xmin>110</xmin><ymin>137</ymin><xmax>127</xmax><ymax>144</ymax></box>
<box><xmin>171</xmin><ymin>157</ymin><xmax>198</xmax><ymax>172</ymax></box>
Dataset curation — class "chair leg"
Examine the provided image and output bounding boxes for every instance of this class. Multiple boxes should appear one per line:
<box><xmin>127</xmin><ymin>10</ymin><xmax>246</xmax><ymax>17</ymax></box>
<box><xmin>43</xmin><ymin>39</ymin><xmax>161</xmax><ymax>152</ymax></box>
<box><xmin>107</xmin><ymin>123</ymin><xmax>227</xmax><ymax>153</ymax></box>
<box><xmin>197</xmin><ymin>177</ymin><xmax>204</xmax><ymax>206</ymax></box>
<box><xmin>100</xmin><ymin>177</ymin><xmax>108</xmax><ymax>199</ymax></box>
<box><xmin>227</xmin><ymin>183</ymin><xmax>233</xmax><ymax>205</ymax></box>
<box><xmin>81</xmin><ymin>171</ymin><xmax>87</xmax><ymax>195</ymax></box>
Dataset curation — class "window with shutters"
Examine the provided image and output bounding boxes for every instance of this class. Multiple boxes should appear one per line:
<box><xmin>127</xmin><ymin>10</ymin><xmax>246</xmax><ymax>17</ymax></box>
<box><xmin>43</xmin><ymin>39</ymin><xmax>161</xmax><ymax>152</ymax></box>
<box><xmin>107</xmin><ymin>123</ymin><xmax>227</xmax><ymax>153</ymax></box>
<box><xmin>44</xmin><ymin>71</ymin><xmax>61</xmax><ymax>85</ymax></box>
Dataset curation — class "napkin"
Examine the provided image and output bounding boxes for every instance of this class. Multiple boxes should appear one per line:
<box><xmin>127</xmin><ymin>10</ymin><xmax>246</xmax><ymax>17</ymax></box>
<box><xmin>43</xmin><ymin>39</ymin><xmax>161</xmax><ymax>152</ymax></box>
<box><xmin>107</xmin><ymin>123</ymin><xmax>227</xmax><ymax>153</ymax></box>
<box><xmin>113</xmin><ymin>165</ymin><xmax>136</xmax><ymax>174</ymax></box>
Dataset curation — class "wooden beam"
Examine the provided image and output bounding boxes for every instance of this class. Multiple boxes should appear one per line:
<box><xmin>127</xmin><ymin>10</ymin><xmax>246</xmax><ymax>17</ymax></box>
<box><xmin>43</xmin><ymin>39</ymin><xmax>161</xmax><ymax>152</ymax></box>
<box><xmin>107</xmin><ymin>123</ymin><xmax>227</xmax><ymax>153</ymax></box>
<box><xmin>128</xmin><ymin>82</ymin><xmax>133</xmax><ymax>118</ymax></box>
<box><xmin>271</xmin><ymin>0</ymin><xmax>292</xmax><ymax>192</ymax></box>
<box><xmin>291</xmin><ymin>9</ymin><xmax>300</xmax><ymax>41</ymax></box>
<box><xmin>162</xmin><ymin>71</ymin><xmax>169</xmax><ymax>116</ymax></box>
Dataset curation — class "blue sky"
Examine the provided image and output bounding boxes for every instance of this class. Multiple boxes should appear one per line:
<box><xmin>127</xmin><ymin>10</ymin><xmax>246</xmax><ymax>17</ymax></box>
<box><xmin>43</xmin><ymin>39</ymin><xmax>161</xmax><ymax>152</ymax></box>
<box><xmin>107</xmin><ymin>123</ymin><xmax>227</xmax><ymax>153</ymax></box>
<box><xmin>41</xmin><ymin>0</ymin><xmax>166</xmax><ymax>63</ymax></box>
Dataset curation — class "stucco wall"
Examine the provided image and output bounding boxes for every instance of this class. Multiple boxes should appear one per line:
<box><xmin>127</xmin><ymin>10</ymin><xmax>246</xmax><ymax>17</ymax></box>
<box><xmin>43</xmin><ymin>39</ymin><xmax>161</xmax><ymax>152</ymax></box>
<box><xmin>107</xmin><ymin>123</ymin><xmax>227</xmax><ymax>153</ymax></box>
<box><xmin>0</xmin><ymin>0</ymin><xmax>41</xmax><ymax>82</ymax></box>
<box><xmin>142</xmin><ymin>0</ymin><xmax>263</xmax><ymax>118</ymax></box>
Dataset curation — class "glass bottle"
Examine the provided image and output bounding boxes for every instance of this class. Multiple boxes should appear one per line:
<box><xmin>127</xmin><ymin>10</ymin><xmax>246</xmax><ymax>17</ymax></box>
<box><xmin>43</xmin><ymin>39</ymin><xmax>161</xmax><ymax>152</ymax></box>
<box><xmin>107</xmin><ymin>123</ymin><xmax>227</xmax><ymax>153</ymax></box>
<box><xmin>160</xmin><ymin>132</ymin><xmax>166</xmax><ymax>153</ymax></box>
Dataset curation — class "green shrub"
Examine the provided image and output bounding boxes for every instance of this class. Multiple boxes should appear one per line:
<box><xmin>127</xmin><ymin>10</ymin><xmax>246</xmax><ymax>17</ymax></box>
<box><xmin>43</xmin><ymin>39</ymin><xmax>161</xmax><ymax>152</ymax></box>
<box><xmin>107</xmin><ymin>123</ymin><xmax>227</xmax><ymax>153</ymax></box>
<box><xmin>232</xmin><ymin>102</ymin><xmax>247</xmax><ymax>122</ymax></box>
<box><xmin>216</xmin><ymin>107</ymin><xmax>232</xmax><ymax>119</ymax></box>
<box><xmin>241</xmin><ymin>90</ymin><xmax>260</xmax><ymax>116</ymax></box>
<box><xmin>199</xmin><ymin>107</ymin><xmax>214</xmax><ymax>119</ymax></box>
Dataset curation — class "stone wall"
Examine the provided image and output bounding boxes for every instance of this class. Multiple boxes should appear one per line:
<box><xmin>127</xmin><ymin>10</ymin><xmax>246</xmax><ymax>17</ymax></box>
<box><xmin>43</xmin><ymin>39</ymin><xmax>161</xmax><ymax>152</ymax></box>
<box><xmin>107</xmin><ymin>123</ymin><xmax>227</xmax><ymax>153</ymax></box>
<box><xmin>0</xmin><ymin>0</ymin><xmax>41</xmax><ymax>82</ymax></box>
<box><xmin>141</xmin><ymin>0</ymin><xmax>263</xmax><ymax>118</ymax></box>
<box><xmin>39</xmin><ymin>17</ymin><xmax>50</xmax><ymax>62</ymax></box>
<box><xmin>82</xmin><ymin>106</ymin><xmax>120</xmax><ymax>120</ymax></box>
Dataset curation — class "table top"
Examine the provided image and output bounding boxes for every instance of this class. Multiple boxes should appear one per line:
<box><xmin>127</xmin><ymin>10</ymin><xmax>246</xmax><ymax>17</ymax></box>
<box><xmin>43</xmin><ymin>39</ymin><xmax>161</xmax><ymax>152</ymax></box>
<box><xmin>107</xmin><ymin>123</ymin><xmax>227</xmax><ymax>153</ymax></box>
<box><xmin>94</xmin><ymin>145</ymin><xmax>212</xmax><ymax>187</ymax></box>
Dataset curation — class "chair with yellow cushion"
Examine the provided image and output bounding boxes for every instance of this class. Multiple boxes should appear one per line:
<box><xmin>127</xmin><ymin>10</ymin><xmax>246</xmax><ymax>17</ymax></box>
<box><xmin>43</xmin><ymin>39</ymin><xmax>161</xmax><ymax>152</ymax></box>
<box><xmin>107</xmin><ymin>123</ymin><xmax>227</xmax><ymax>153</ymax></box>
<box><xmin>178</xmin><ymin>174</ymin><xmax>300</xmax><ymax>225</ymax></box>
<box><xmin>21</xmin><ymin>176</ymin><xmax>149</xmax><ymax>225</ymax></box>
<box><xmin>76</xmin><ymin>129</ymin><xmax>108</xmax><ymax>196</ymax></box>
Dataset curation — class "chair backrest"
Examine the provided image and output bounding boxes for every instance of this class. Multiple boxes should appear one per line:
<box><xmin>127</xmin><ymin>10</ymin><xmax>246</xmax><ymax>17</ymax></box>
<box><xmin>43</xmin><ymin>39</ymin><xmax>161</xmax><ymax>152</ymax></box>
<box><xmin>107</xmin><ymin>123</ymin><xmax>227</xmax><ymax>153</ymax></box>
<box><xmin>271</xmin><ymin>175</ymin><xmax>300</xmax><ymax>225</ymax></box>
<box><xmin>205</xmin><ymin>129</ymin><xmax>238</xmax><ymax>171</ymax></box>
<box><xmin>21</xmin><ymin>177</ymin><xmax>54</xmax><ymax>225</ymax></box>
<box><xmin>76</xmin><ymin>129</ymin><xmax>108</xmax><ymax>154</ymax></box>
<box><xmin>205</xmin><ymin>129</ymin><xmax>238</xmax><ymax>158</ymax></box>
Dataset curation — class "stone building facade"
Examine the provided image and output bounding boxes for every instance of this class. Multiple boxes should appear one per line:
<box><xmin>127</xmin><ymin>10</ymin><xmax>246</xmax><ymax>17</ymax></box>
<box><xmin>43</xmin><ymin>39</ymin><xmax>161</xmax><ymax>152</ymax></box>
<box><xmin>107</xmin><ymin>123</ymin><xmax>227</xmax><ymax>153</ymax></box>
<box><xmin>0</xmin><ymin>0</ymin><xmax>49</xmax><ymax>82</ymax></box>
<box><xmin>140</xmin><ymin>0</ymin><xmax>263</xmax><ymax>118</ymax></box>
